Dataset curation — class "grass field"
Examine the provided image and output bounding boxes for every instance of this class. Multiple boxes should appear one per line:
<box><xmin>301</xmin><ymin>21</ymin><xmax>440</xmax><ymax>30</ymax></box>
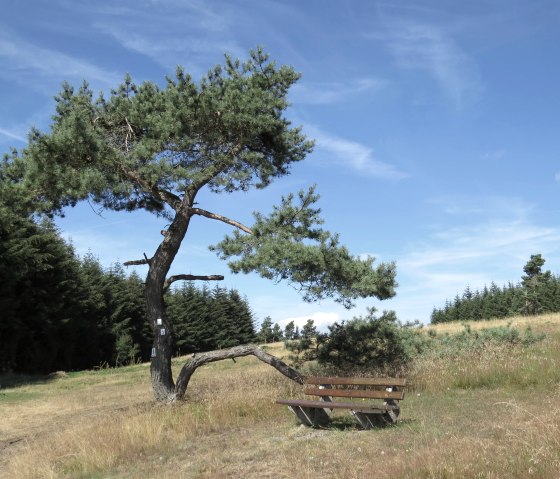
<box><xmin>2</xmin><ymin>314</ymin><xmax>560</xmax><ymax>478</ymax></box>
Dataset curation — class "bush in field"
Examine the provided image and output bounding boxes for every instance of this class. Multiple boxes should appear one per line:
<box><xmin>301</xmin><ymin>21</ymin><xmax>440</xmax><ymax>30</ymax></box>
<box><xmin>316</xmin><ymin>308</ymin><xmax>428</xmax><ymax>370</ymax></box>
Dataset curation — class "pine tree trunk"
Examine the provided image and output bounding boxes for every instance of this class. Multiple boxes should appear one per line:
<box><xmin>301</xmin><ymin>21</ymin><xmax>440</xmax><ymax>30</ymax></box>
<box><xmin>146</xmin><ymin>205</ymin><xmax>193</xmax><ymax>402</ymax></box>
<box><xmin>146</xmin><ymin>275</ymin><xmax>176</xmax><ymax>401</ymax></box>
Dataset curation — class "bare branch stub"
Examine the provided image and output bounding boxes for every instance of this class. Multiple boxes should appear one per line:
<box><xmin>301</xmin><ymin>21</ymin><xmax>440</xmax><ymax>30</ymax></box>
<box><xmin>124</xmin><ymin>258</ymin><xmax>151</xmax><ymax>267</ymax></box>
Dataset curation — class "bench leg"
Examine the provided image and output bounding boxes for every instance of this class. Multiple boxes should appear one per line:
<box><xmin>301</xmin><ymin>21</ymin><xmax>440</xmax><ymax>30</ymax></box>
<box><xmin>383</xmin><ymin>408</ymin><xmax>399</xmax><ymax>424</ymax></box>
<box><xmin>352</xmin><ymin>411</ymin><xmax>385</xmax><ymax>429</ymax></box>
<box><xmin>383</xmin><ymin>400</ymin><xmax>400</xmax><ymax>424</ymax></box>
<box><xmin>352</xmin><ymin>410</ymin><xmax>399</xmax><ymax>429</ymax></box>
<box><xmin>288</xmin><ymin>406</ymin><xmax>331</xmax><ymax>427</ymax></box>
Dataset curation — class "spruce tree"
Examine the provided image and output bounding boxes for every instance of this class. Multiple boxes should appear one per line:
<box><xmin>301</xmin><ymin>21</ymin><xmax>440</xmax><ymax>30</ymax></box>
<box><xmin>257</xmin><ymin>316</ymin><xmax>274</xmax><ymax>344</ymax></box>
<box><xmin>271</xmin><ymin>323</ymin><xmax>283</xmax><ymax>342</ymax></box>
<box><xmin>283</xmin><ymin>320</ymin><xmax>296</xmax><ymax>340</ymax></box>
<box><xmin>225</xmin><ymin>289</ymin><xmax>256</xmax><ymax>345</ymax></box>
<box><xmin>301</xmin><ymin>319</ymin><xmax>318</xmax><ymax>339</ymax></box>
<box><xmin>521</xmin><ymin>254</ymin><xmax>551</xmax><ymax>315</ymax></box>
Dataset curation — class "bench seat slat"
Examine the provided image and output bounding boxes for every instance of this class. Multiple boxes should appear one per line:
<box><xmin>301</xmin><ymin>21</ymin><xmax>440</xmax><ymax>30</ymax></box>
<box><xmin>304</xmin><ymin>387</ymin><xmax>404</xmax><ymax>400</ymax></box>
<box><xmin>306</xmin><ymin>377</ymin><xmax>407</xmax><ymax>387</ymax></box>
<box><xmin>275</xmin><ymin>399</ymin><xmax>397</xmax><ymax>412</ymax></box>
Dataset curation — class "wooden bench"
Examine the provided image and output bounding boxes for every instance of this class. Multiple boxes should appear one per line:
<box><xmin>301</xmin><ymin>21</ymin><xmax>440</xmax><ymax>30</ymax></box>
<box><xmin>276</xmin><ymin>376</ymin><xmax>407</xmax><ymax>429</ymax></box>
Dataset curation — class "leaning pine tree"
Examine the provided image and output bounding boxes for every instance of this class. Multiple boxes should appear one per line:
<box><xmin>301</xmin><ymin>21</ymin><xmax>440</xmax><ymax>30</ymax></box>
<box><xmin>4</xmin><ymin>49</ymin><xmax>396</xmax><ymax>402</ymax></box>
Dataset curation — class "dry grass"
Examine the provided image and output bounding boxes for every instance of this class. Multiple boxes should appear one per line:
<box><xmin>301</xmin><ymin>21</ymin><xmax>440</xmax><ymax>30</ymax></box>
<box><xmin>2</xmin><ymin>315</ymin><xmax>560</xmax><ymax>478</ymax></box>
<box><xmin>425</xmin><ymin>312</ymin><xmax>560</xmax><ymax>336</ymax></box>
<box><xmin>0</xmin><ymin>363</ymin><xmax>152</xmax><ymax>442</ymax></box>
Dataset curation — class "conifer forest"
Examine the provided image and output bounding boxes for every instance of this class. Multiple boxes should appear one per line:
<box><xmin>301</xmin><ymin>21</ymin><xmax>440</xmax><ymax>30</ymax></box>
<box><xmin>0</xmin><ymin>207</ymin><xmax>255</xmax><ymax>374</ymax></box>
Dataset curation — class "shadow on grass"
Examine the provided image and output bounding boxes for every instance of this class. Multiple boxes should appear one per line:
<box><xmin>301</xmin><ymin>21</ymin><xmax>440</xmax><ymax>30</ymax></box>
<box><xmin>307</xmin><ymin>416</ymin><xmax>418</xmax><ymax>432</ymax></box>
<box><xmin>0</xmin><ymin>372</ymin><xmax>61</xmax><ymax>389</ymax></box>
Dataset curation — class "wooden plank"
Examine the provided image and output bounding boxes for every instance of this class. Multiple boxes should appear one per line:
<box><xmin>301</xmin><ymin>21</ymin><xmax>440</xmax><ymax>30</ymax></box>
<box><xmin>306</xmin><ymin>377</ymin><xmax>407</xmax><ymax>387</ymax></box>
<box><xmin>276</xmin><ymin>399</ymin><xmax>397</xmax><ymax>412</ymax></box>
<box><xmin>304</xmin><ymin>388</ymin><xmax>404</xmax><ymax>400</ymax></box>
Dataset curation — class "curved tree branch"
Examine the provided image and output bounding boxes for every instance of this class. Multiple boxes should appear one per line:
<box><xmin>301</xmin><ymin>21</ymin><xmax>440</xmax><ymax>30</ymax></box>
<box><xmin>163</xmin><ymin>274</ymin><xmax>224</xmax><ymax>290</ymax></box>
<box><xmin>188</xmin><ymin>207</ymin><xmax>254</xmax><ymax>235</ymax></box>
<box><xmin>174</xmin><ymin>344</ymin><xmax>306</xmax><ymax>400</ymax></box>
<box><xmin>118</xmin><ymin>164</ymin><xmax>182</xmax><ymax>210</ymax></box>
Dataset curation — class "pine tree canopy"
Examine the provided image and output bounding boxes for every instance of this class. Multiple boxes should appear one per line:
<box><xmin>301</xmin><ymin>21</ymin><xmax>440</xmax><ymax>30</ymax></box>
<box><xmin>5</xmin><ymin>48</ymin><xmax>396</xmax><ymax>309</ymax></box>
<box><xmin>8</xmin><ymin>48</ymin><xmax>312</xmax><ymax>218</ymax></box>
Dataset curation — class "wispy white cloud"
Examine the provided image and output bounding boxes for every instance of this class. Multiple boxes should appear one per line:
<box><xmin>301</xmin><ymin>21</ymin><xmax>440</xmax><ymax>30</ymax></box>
<box><xmin>0</xmin><ymin>104</ymin><xmax>59</xmax><ymax>146</ymax></box>
<box><xmin>96</xmin><ymin>24</ymin><xmax>242</xmax><ymax>71</ymax></box>
<box><xmin>371</xmin><ymin>20</ymin><xmax>482</xmax><ymax>109</ymax></box>
<box><xmin>390</xmin><ymin>196</ymin><xmax>560</xmax><ymax>321</ymax></box>
<box><xmin>427</xmin><ymin>195</ymin><xmax>533</xmax><ymax>220</ymax></box>
<box><xmin>403</xmin><ymin>222</ymin><xmax>560</xmax><ymax>270</ymax></box>
<box><xmin>290</xmin><ymin>78</ymin><xmax>386</xmax><ymax>105</ymax></box>
<box><xmin>0</xmin><ymin>30</ymin><xmax>119</xmax><ymax>91</ymax></box>
<box><xmin>306</xmin><ymin>125</ymin><xmax>408</xmax><ymax>180</ymax></box>
<box><xmin>0</xmin><ymin>127</ymin><xmax>26</xmax><ymax>143</ymax></box>
<box><xmin>88</xmin><ymin>1</ymin><xmax>242</xmax><ymax>73</ymax></box>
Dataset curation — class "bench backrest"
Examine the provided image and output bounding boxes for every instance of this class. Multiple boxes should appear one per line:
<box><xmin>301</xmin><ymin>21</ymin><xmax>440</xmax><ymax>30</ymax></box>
<box><xmin>306</xmin><ymin>377</ymin><xmax>407</xmax><ymax>387</ymax></box>
<box><xmin>304</xmin><ymin>377</ymin><xmax>406</xmax><ymax>401</ymax></box>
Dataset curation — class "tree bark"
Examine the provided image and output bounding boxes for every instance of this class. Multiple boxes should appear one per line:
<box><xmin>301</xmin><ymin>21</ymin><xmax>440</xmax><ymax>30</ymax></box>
<box><xmin>174</xmin><ymin>344</ymin><xmax>306</xmax><ymax>400</ymax></box>
<box><xmin>146</xmin><ymin>203</ymin><xmax>193</xmax><ymax>401</ymax></box>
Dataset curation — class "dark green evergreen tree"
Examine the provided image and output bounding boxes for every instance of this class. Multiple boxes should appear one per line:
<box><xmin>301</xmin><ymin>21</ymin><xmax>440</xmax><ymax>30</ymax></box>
<box><xmin>165</xmin><ymin>282</ymin><xmax>255</xmax><ymax>354</ymax></box>
<box><xmin>226</xmin><ymin>289</ymin><xmax>256</xmax><ymax>345</ymax></box>
<box><xmin>166</xmin><ymin>282</ymin><xmax>201</xmax><ymax>355</ymax></box>
<box><xmin>271</xmin><ymin>323</ymin><xmax>283</xmax><ymax>342</ymax></box>
<box><xmin>257</xmin><ymin>316</ymin><xmax>274</xmax><ymax>343</ymax></box>
<box><xmin>520</xmin><ymin>254</ymin><xmax>551</xmax><ymax>315</ymax></box>
<box><xmin>0</xmin><ymin>210</ymin><xmax>97</xmax><ymax>373</ymax></box>
<box><xmin>283</xmin><ymin>320</ymin><xmax>295</xmax><ymax>340</ymax></box>
<box><xmin>107</xmin><ymin>264</ymin><xmax>148</xmax><ymax>365</ymax></box>
<box><xmin>301</xmin><ymin>319</ymin><xmax>318</xmax><ymax>340</ymax></box>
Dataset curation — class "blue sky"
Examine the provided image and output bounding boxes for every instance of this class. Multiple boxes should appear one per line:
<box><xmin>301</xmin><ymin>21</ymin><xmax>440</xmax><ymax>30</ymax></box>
<box><xmin>2</xmin><ymin>0</ymin><xmax>560</xmax><ymax>330</ymax></box>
